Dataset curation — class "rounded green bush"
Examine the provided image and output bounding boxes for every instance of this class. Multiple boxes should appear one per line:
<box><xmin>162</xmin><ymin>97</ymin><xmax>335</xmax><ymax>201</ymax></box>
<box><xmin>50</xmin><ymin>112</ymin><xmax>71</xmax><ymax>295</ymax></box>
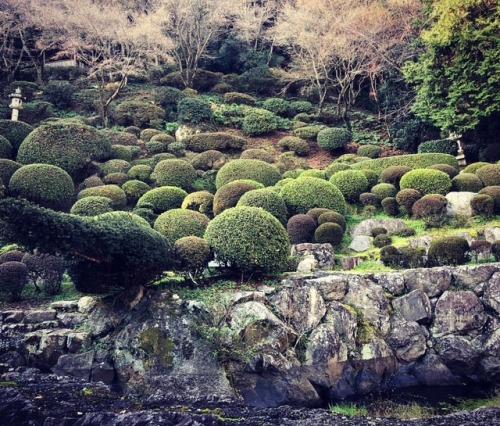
<box><xmin>112</xmin><ymin>101</ymin><xmax>165</xmax><ymax>128</ymax></box>
<box><xmin>240</xmin><ymin>148</ymin><xmax>274</xmax><ymax>163</ymax></box>
<box><xmin>317</xmin><ymin>211</ymin><xmax>346</xmax><ymax>232</ymax></box>
<box><xmin>317</xmin><ymin>127</ymin><xmax>352</xmax><ymax>152</ymax></box>
<box><xmin>122</xmin><ymin>180</ymin><xmax>150</xmax><ymax>203</ymax></box>
<box><xmin>293</xmin><ymin>125</ymin><xmax>326</xmax><ymax>140</ymax></box>
<box><xmin>137</xmin><ymin>186</ymin><xmax>188</xmax><ymax>214</ymax></box>
<box><xmin>276</xmin><ymin>152</ymin><xmax>308</xmax><ymax>174</ymax></box>
<box><xmin>0</xmin><ymin>120</ymin><xmax>34</xmax><ymax>151</ymax></box>
<box><xmin>0</xmin><ymin>135</ymin><xmax>13</xmax><ymax>159</ymax></box>
<box><xmin>223</xmin><ymin>92</ymin><xmax>256</xmax><ymax>105</ymax></box>
<box><xmin>182</xmin><ymin>190</ymin><xmax>214</xmax><ymax>217</ymax></box>
<box><xmin>287</xmin><ymin>214</ymin><xmax>317</xmax><ymax>244</ymax></box>
<box><xmin>290</xmin><ymin>101</ymin><xmax>312</xmax><ymax>115</ymax></box>
<box><xmin>183</xmin><ymin>132</ymin><xmax>247</xmax><ymax>152</ymax></box>
<box><xmin>150</xmin><ymin>133</ymin><xmax>175</xmax><ymax>146</ymax></box>
<box><xmin>314</xmin><ymin>223</ymin><xmax>344</xmax><ymax>246</ymax></box>
<box><xmin>77</xmin><ymin>185</ymin><xmax>127</xmax><ymax>209</ymax></box>
<box><xmin>412</xmin><ymin>194</ymin><xmax>448</xmax><ymax>227</ymax></box>
<box><xmin>374</xmin><ymin>234</ymin><xmax>392</xmax><ymax>248</ymax></box>
<box><xmin>380</xmin><ymin>166</ymin><xmax>412</xmax><ymax>188</ymax></box>
<box><xmin>153</xmin><ymin>159</ymin><xmax>196</xmax><ymax>191</ymax></box>
<box><xmin>102</xmin><ymin>159</ymin><xmax>131</xmax><ymax>175</ymax></box>
<box><xmin>278</xmin><ymin>136</ymin><xmax>310</xmax><ymax>157</ymax></box>
<box><xmin>9</xmin><ymin>164</ymin><xmax>74</xmax><ymax>209</ymax></box>
<box><xmin>299</xmin><ymin>169</ymin><xmax>327</xmax><ymax>180</ymax></box>
<box><xmin>151</xmin><ymin>153</ymin><xmax>176</xmax><ymax>167</ymax></box>
<box><xmin>357</xmin><ymin>145</ymin><xmax>381</xmax><ymax>159</ymax></box>
<box><xmin>167</xmin><ymin>141</ymin><xmax>186</xmax><ymax>158</ymax></box>
<box><xmin>178</xmin><ymin>97</ymin><xmax>212</xmax><ymax>124</ymax></box>
<box><xmin>0</xmin><ymin>159</ymin><xmax>21</xmax><ymax>185</ymax></box>
<box><xmin>213</xmin><ymin>179</ymin><xmax>264</xmax><ymax>216</ymax></box>
<box><xmin>396</xmin><ymin>189</ymin><xmax>422</xmax><ymax>214</ymax></box>
<box><xmin>371</xmin><ymin>183</ymin><xmax>398</xmax><ymax>203</ymax></box>
<box><xmin>127</xmin><ymin>165</ymin><xmax>152</xmax><ymax>182</ymax></box>
<box><xmin>83</xmin><ymin>175</ymin><xmax>104</xmax><ymax>188</ymax></box>
<box><xmin>427</xmin><ymin>163</ymin><xmax>459</xmax><ymax>178</ymax></box>
<box><xmin>399</xmin><ymin>168</ymin><xmax>451</xmax><ymax>196</ymax></box>
<box><xmin>140</xmin><ymin>128</ymin><xmax>162</xmax><ymax>142</ymax></box>
<box><xmin>470</xmin><ymin>194</ymin><xmax>494</xmax><ymax>216</ymax></box>
<box><xmin>237</xmin><ymin>188</ymin><xmax>289</xmax><ymax>225</ymax></box>
<box><xmin>428</xmin><ymin>236</ymin><xmax>470</xmax><ymax>267</ymax></box>
<box><xmin>204</xmin><ymin>206</ymin><xmax>290</xmax><ymax>274</ymax></box>
<box><xmin>103</xmin><ymin>172</ymin><xmax>129</xmax><ymax>186</ymax></box>
<box><xmin>381</xmin><ymin>197</ymin><xmax>399</xmax><ymax>216</ymax></box>
<box><xmin>242</xmin><ymin>108</ymin><xmax>278</xmax><ymax>136</ymax></box>
<box><xmin>324</xmin><ymin>162</ymin><xmax>351</xmax><ymax>179</ymax></box>
<box><xmin>0</xmin><ymin>261</ymin><xmax>28</xmax><ymax>301</ymax></box>
<box><xmin>462</xmin><ymin>162</ymin><xmax>491</xmax><ymax>174</ymax></box>
<box><xmin>306</xmin><ymin>208</ymin><xmax>333</xmax><ymax>223</ymax></box>
<box><xmin>351</xmin><ymin>153</ymin><xmax>460</xmax><ymax>174</ymax></box>
<box><xmin>146</xmin><ymin>141</ymin><xmax>167</xmax><ymax>155</ymax></box>
<box><xmin>417</xmin><ymin>139</ymin><xmax>458</xmax><ymax>155</ymax></box>
<box><xmin>359</xmin><ymin>192</ymin><xmax>377</xmax><ymax>206</ymax></box>
<box><xmin>280</xmin><ymin>177</ymin><xmax>347</xmax><ymax>215</ymax></box>
<box><xmin>358</xmin><ymin>169</ymin><xmax>379</xmax><ymax>189</ymax></box>
<box><xmin>329</xmin><ymin>170</ymin><xmax>369</xmax><ymax>203</ymax></box>
<box><xmin>262</xmin><ymin>98</ymin><xmax>291</xmax><ymax>117</ymax></box>
<box><xmin>0</xmin><ymin>250</ymin><xmax>25</xmax><ymax>264</ymax></box>
<box><xmin>174</xmin><ymin>236</ymin><xmax>211</xmax><ymax>276</ymax></box>
<box><xmin>451</xmin><ymin>173</ymin><xmax>484</xmax><ymax>192</ymax></box>
<box><xmin>476</xmin><ymin>164</ymin><xmax>500</xmax><ymax>187</ymax></box>
<box><xmin>17</xmin><ymin>122</ymin><xmax>111</xmax><ymax>177</ymax></box>
<box><xmin>110</xmin><ymin>145</ymin><xmax>134</xmax><ymax>162</ymax></box>
<box><xmin>154</xmin><ymin>208</ymin><xmax>210</xmax><ymax>245</ymax></box>
<box><xmin>101</xmin><ymin>130</ymin><xmax>138</xmax><ymax>146</ymax></box>
<box><xmin>479</xmin><ymin>186</ymin><xmax>500</xmax><ymax>213</ymax></box>
<box><xmin>380</xmin><ymin>245</ymin><xmax>403</xmax><ymax>268</ymax></box>
<box><xmin>191</xmin><ymin>150</ymin><xmax>227</xmax><ymax>171</ymax></box>
<box><xmin>70</xmin><ymin>196</ymin><xmax>114</xmax><ymax>216</ymax></box>
<box><xmin>215</xmin><ymin>159</ymin><xmax>281</xmax><ymax>189</ymax></box>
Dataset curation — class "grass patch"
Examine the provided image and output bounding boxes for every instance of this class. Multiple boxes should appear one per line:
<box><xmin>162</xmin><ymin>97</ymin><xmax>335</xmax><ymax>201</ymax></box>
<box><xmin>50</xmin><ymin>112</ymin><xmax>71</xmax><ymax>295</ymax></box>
<box><xmin>370</xmin><ymin>401</ymin><xmax>435</xmax><ymax>419</ymax></box>
<box><xmin>450</xmin><ymin>389</ymin><xmax>500</xmax><ymax>412</ymax></box>
<box><xmin>351</xmin><ymin>260</ymin><xmax>394</xmax><ymax>273</ymax></box>
<box><xmin>329</xmin><ymin>403</ymin><xmax>368</xmax><ymax>417</ymax></box>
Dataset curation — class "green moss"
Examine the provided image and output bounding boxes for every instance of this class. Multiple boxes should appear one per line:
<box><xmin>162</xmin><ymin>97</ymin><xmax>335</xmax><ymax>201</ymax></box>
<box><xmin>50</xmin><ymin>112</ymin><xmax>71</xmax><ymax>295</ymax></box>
<box><xmin>139</xmin><ymin>328</ymin><xmax>174</xmax><ymax>367</ymax></box>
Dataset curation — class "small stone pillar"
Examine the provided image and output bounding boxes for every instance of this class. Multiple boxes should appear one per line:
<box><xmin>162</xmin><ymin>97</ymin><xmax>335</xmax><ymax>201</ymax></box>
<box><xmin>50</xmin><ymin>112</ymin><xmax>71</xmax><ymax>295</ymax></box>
<box><xmin>9</xmin><ymin>87</ymin><xmax>23</xmax><ymax>121</ymax></box>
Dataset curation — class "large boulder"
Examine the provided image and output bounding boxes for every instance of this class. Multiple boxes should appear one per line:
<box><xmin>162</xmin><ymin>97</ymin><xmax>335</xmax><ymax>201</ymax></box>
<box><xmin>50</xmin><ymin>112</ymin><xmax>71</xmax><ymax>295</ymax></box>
<box><xmin>412</xmin><ymin>354</ymin><xmax>462</xmax><ymax>386</ymax></box>
<box><xmin>445</xmin><ymin>191</ymin><xmax>476</xmax><ymax>217</ymax></box>
<box><xmin>387</xmin><ymin>320</ymin><xmax>427</xmax><ymax>363</ymax></box>
<box><xmin>403</xmin><ymin>267</ymin><xmax>452</xmax><ymax>298</ymax></box>
<box><xmin>373</xmin><ymin>272</ymin><xmax>405</xmax><ymax>296</ymax></box>
<box><xmin>392</xmin><ymin>290</ymin><xmax>432</xmax><ymax>324</ymax></box>
<box><xmin>436</xmin><ymin>335</ymin><xmax>480</xmax><ymax>376</ymax></box>
<box><xmin>350</xmin><ymin>218</ymin><xmax>408</xmax><ymax>237</ymax></box>
<box><xmin>483</xmin><ymin>272</ymin><xmax>500</xmax><ymax>315</ymax></box>
<box><xmin>304</xmin><ymin>274</ymin><xmax>348</xmax><ymax>301</ymax></box>
<box><xmin>348</xmin><ymin>236</ymin><xmax>372</xmax><ymax>252</ymax></box>
<box><xmin>481</xmin><ymin>329</ymin><xmax>500</xmax><ymax>381</ymax></box>
<box><xmin>483</xmin><ymin>226</ymin><xmax>500</xmax><ymax>243</ymax></box>
<box><xmin>291</xmin><ymin>243</ymin><xmax>335</xmax><ymax>270</ymax></box>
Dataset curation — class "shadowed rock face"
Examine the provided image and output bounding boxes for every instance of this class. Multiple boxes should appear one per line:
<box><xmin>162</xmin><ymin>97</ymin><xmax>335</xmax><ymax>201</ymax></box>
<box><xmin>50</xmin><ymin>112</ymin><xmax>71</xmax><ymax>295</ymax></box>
<box><xmin>1</xmin><ymin>263</ymin><xmax>500</xmax><ymax>411</ymax></box>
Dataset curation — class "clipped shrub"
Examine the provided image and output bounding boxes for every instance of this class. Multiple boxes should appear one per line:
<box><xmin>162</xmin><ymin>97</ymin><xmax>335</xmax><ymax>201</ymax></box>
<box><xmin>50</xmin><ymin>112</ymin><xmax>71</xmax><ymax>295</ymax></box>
<box><xmin>371</xmin><ymin>227</ymin><xmax>388</xmax><ymax>237</ymax></box>
<box><xmin>399</xmin><ymin>246</ymin><xmax>426</xmax><ymax>268</ymax></box>
<box><xmin>359</xmin><ymin>192</ymin><xmax>377</xmax><ymax>206</ymax></box>
<box><xmin>110</xmin><ymin>145</ymin><xmax>134</xmax><ymax>162</ymax></box>
<box><xmin>324</xmin><ymin>162</ymin><xmax>351</xmax><ymax>179</ymax></box>
<box><xmin>282</xmin><ymin>170</ymin><xmax>303</xmax><ymax>179</ymax></box>
<box><xmin>371</xmin><ymin>183</ymin><xmax>398</xmax><ymax>203</ymax></box>
<box><xmin>412</xmin><ymin>194</ymin><xmax>448</xmax><ymax>227</ymax></box>
<box><xmin>237</xmin><ymin>187</ymin><xmax>289</xmax><ymax>225</ymax></box>
<box><xmin>287</xmin><ymin>214</ymin><xmax>316</xmax><ymax>244</ymax></box>
<box><xmin>280</xmin><ymin>177</ymin><xmax>347</xmax><ymax>216</ymax></box>
<box><xmin>428</xmin><ymin>163</ymin><xmax>459</xmax><ymax>178</ymax></box>
<box><xmin>205</xmin><ymin>206</ymin><xmax>290</xmax><ymax>274</ymax></box>
<box><xmin>101</xmin><ymin>159</ymin><xmax>131</xmax><ymax>175</ymax></box>
<box><xmin>43</xmin><ymin>80</ymin><xmax>75</xmax><ymax>108</ymax></box>
<box><xmin>317</xmin><ymin>211</ymin><xmax>346</xmax><ymax>231</ymax></box>
<box><xmin>183</xmin><ymin>132</ymin><xmax>246</xmax><ymax>152</ymax></box>
<box><xmin>358</xmin><ymin>169</ymin><xmax>379</xmax><ymax>189</ymax></box>
<box><xmin>289</xmin><ymin>101</ymin><xmax>312</xmax><ymax>115</ymax></box>
<box><xmin>0</xmin><ymin>135</ymin><xmax>13</xmax><ymax>159</ymax></box>
<box><xmin>213</xmin><ymin>179</ymin><xmax>264</xmax><ymax>216</ymax></box>
<box><xmin>275</xmin><ymin>151</ymin><xmax>308</xmax><ymax>174</ymax></box>
<box><xmin>20</xmin><ymin>100</ymin><xmax>54</xmax><ymax>125</ymax></box>
<box><xmin>329</xmin><ymin>170</ymin><xmax>369</xmax><ymax>203</ymax></box>
<box><xmin>381</xmin><ymin>197</ymin><xmax>399</xmax><ymax>216</ymax></box>
<box><xmin>306</xmin><ymin>208</ymin><xmax>331</xmax><ymax>222</ymax></box>
<box><xmin>215</xmin><ymin>159</ymin><xmax>281</xmax><ymax>189</ymax></box>
<box><xmin>182</xmin><ymin>190</ymin><xmax>214</xmax><ymax>217</ymax></box>
<box><xmin>137</xmin><ymin>186</ymin><xmax>188</xmax><ymax>214</ymax></box>
<box><xmin>471</xmin><ymin>194</ymin><xmax>495</xmax><ymax>216</ymax></box>
<box><xmin>278</xmin><ymin>136</ymin><xmax>310</xmax><ymax>157</ymax></box>
<box><xmin>469</xmin><ymin>240</ymin><xmax>492</xmax><ymax>262</ymax></box>
<box><xmin>154</xmin><ymin>208</ymin><xmax>210</xmax><ymax>245</ymax></box>
<box><xmin>357</xmin><ymin>144</ymin><xmax>381</xmax><ymax>159</ymax></box>
<box><xmin>0</xmin><ymin>159</ymin><xmax>21</xmax><ymax>185</ymax></box>
<box><xmin>427</xmin><ymin>236</ymin><xmax>470</xmax><ymax>267</ymax></box>
<box><xmin>399</xmin><ymin>168</ymin><xmax>452</xmax><ymax>195</ymax></box>
<box><xmin>262</xmin><ymin>98</ymin><xmax>291</xmax><ymax>117</ymax></box>
<box><xmin>380</xmin><ymin>166</ymin><xmax>412</xmax><ymax>188</ymax></box>
<box><xmin>478</xmin><ymin>186</ymin><xmax>500</xmax><ymax>213</ymax></box>
<box><xmin>223</xmin><ymin>92</ymin><xmax>256</xmax><ymax>105</ymax></box>
<box><xmin>83</xmin><ymin>175</ymin><xmax>104</xmax><ymax>188</ymax></box>
<box><xmin>317</xmin><ymin>127</ymin><xmax>352</xmax><ymax>152</ymax></box>
<box><xmin>242</xmin><ymin>108</ymin><xmax>278</xmax><ymax>136</ymax></box>
<box><xmin>146</xmin><ymin>140</ymin><xmax>167</xmax><ymax>155</ymax></box>
<box><xmin>351</xmin><ymin>153</ymin><xmax>460</xmax><ymax>174</ymax></box>
<box><xmin>462</xmin><ymin>162</ymin><xmax>491</xmax><ymax>174</ymax></box>
<box><xmin>380</xmin><ymin>245</ymin><xmax>403</xmax><ymax>268</ymax></box>
<box><xmin>396</xmin><ymin>188</ymin><xmax>422</xmax><ymax>214</ymax></box>
<box><xmin>161</xmin><ymin>69</ymin><xmax>221</xmax><ymax>91</ymax></box>
<box><xmin>167</xmin><ymin>141</ymin><xmax>186</xmax><ymax>157</ymax></box>
<box><xmin>293</xmin><ymin>125</ymin><xmax>326</xmax><ymax>140</ymax></box>
<box><xmin>151</xmin><ymin>153</ymin><xmax>176</xmax><ymax>167</ymax></box>
<box><xmin>299</xmin><ymin>169</ymin><xmax>326</xmax><ymax>180</ymax></box>
<box><xmin>374</xmin><ymin>234</ymin><xmax>392</xmax><ymax>248</ymax></box>
<box><xmin>150</xmin><ymin>133</ymin><xmax>175</xmax><ymax>146</ymax></box>
<box><xmin>0</xmin><ymin>250</ymin><xmax>25</xmax><ymax>263</ymax></box>
<box><xmin>124</xmin><ymin>126</ymin><xmax>141</xmax><ymax>138</ymax></box>
<box><xmin>191</xmin><ymin>150</ymin><xmax>227</xmax><ymax>171</ymax></box>
<box><xmin>9</xmin><ymin>164</ymin><xmax>74</xmax><ymax>209</ymax></box>
<box><xmin>102</xmin><ymin>172</ymin><xmax>129</xmax><ymax>186</ymax></box>
<box><xmin>314</xmin><ymin>223</ymin><xmax>344</xmax><ymax>246</ymax></box>
<box><xmin>112</xmin><ymin>101</ymin><xmax>165</xmax><ymax>128</ymax></box>
<box><xmin>417</xmin><ymin>139</ymin><xmax>458</xmax><ymax>155</ymax></box>
<box><xmin>0</xmin><ymin>261</ymin><xmax>28</xmax><ymax>301</ymax></box>
<box><xmin>154</xmin><ymin>86</ymin><xmax>186</xmax><ymax>111</ymax></box>
<box><xmin>153</xmin><ymin>159</ymin><xmax>197</xmax><ymax>191</ymax></box>
<box><xmin>174</xmin><ymin>236</ymin><xmax>211</xmax><ymax>279</ymax></box>
<box><xmin>451</xmin><ymin>173</ymin><xmax>484</xmax><ymax>192</ymax></box>
<box><xmin>122</xmin><ymin>180</ymin><xmax>150</xmax><ymax>203</ymax></box>
<box><xmin>70</xmin><ymin>196</ymin><xmax>114</xmax><ymax>216</ymax></box>
<box><xmin>22</xmin><ymin>253</ymin><xmax>64</xmax><ymax>295</ymax></box>
<box><xmin>177</xmin><ymin>97</ymin><xmax>212</xmax><ymax>124</ymax></box>
<box><xmin>240</xmin><ymin>148</ymin><xmax>274</xmax><ymax>163</ymax></box>
<box><xmin>77</xmin><ymin>185</ymin><xmax>127</xmax><ymax>209</ymax></box>
<box><xmin>476</xmin><ymin>164</ymin><xmax>500</xmax><ymax>187</ymax></box>
<box><xmin>0</xmin><ymin>120</ymin><xmax>34</xmax><ymax>152</ymax></box>
<box><xmin>17</xmin><ymin>122</ymin><xmax>111</xmax><ymax>177</ymax></box>
<box><xmin>127</xmin><ymin>165</ymin><xmax>152</xmax><ymax>182</ymax></box>
<box><xmin>140</xmin><ymin>128</ymin><xmax>162</xmax><ymax>142</ymax></box>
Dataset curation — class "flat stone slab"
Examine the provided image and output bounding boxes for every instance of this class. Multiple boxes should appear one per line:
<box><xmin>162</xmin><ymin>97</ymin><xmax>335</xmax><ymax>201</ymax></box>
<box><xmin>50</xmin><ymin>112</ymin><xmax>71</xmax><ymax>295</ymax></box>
<box><xmin>350</xmin><ymin>219</ymin><xmax>409</xmax><ymax>237</ymax></box>
<box><xmin>348</xmin><ymin>235</ymin><xmax>372</xmax><ymax>252</ymax></box>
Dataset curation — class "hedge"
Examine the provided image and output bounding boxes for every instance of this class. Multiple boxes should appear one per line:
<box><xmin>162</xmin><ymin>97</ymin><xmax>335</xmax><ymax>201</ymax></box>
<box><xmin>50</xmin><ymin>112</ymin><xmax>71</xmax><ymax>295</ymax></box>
<box><xmin>351</xmin><ymin>153</ymin><xmax>459</xmax><ymax>174</ymax></box>
<box><xmin>183</xmin><ymin>132</ymin><xmax>246</xmax><ymax>152</ymax></box>
<box><xmin>417</xmin><ymin>139</ymin><xmax>458</xmax><ymax>155</ymax></box>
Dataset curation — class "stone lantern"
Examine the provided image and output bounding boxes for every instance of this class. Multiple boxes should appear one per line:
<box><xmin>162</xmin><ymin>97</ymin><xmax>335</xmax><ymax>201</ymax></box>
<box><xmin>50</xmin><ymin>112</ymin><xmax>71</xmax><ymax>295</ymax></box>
<box><xmin>9</xmin><ymin>87</ymin><xmax>23</xmax><ymax>122</ymax></box>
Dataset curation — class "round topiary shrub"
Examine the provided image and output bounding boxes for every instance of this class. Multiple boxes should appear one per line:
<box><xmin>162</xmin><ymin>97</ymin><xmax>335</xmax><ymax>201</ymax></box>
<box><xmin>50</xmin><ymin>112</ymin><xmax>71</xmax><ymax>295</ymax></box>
<box><xmin>462</xmin><ymin>162</ymin><xmax>491</xmax><ymax>174</ymax></box>
<box><xmin>451</xmin><ymin>173</ymin><xmax>484</xmax><ymax>192</ymax></box>
<box><xmin>110</xmin><ymin>145</ymin><xmax>134</xmax><ymax>162</ymax></box>
<box><xmin>371</xmin><ymin>183</ymin><xmax>398</xmax><ymax>203</ymax></box>
<box><xmin>137</xmin><ymin>186</ymin><xmax>188</xmax><ymax>214</ymax></box>
<box><xmin>287</xmin><ymin>214</ymin><xmax>316</xmax><ymax>244</ymax></box>
<box><xmin>314</xmin><ymin>222</ymin><xmax>344</xmax><ymax>246</ymax></box>
<box><xmin>213</xmin><ymin>179</ymin><xmax>264</xmax><ymax>216</ymax></box>
<box><xmin>262</xmin><ymin>98</ymin><xmax>291</xmax><ymax>117</ymax></box>
<box><xmin>241</xmin><ymin>108</ymin><xmax>278</xmax><ymax>136</ymax></box>
<box><xmin>357</xmin><ymin>169</ymin><xmax>379</xmax><ymax>189</ymax></box>
<box><xmin>191</xmin><ymin>150</ymin><xmax>227</xmax><ymax>171</ymax></box>
<box><xmin>478</xmin><ymin>186</ymin><xmax>500</xmax><ymax>213</ymax></box>
<box><xmin>374</xmin><ymin>234</ymin><xmax>392</xmax><ymax>248</ymax></box>
<box><xmin>151</xmin><ymin>153</ymin><xmax>176</xmax><ymax>167</ymax></box>
<box><xmin>146</xmin><ymin>140</ymin><xmax>167</xmax><ymax>155</ymax></box>
<box><xmin>324</xmin><ymin>162</ymin><xmax>351</xmax><ymax>179</ymax></box>
<box><xmin>427</xmin><ymin>236</ymin><xmax>470</xmax><ymax>267</ymax></box>
<box><xmin>276</xmin><ymin>152</ymin><xmax>308</xmax><ymax>174</ymax></box>
<box><xmin>476</xmin><ymin>164</ymin><xmax>500</xmax><ymax>187</ymax></box>
<box><xmin>357</xmin><ymin>145</ymin><xmax>381</xmax><ymax>159</ymax></box>
<box><xmin>371</xmin><ymin>227</ymin><xmax>388</xmax><ymax>237</ymax></box>
<box><xmin>380</xmin><ymin>245</ymin><xmax>403</xmax><ymax>268</ymax></box>
<box><xmin>417</xmin><ymin>139</ymin><xmax>458</xmax><ymax>155</ymax></box>
<box><xmin>0</xmin><ymin>159</ymin><xmax>21</xmax><ymax>185</ymax></box>
<box><xmin>381</xmin><ymin>197</ymin><xmax>399</xmax><ymax>216</ymax></box>
<box><xmin>0</xmin><ymin>250</ymin><xmax>25</xmax><ymax>263</ymax></box>
<box><xmin>127</xmin><ymin>165</ymin><xmax>152</xmax><ymax>182</ymax></box>
<box><xmin>428</xmin><ymin>163</ymin><xmax>459</xmax><ymax>178</ymax></box>
<box><xmin>154</xmin><ymin>208</ymin><xmax>210</xmax><ymax>245</ymax></box>
<box><xmin>240</xmin><ymin>148</ymin><xmax>274</xmax><ymax>164</ymax></box>
<box><xmin>174</xmin><ymin>236</ymin><xmax>211</xmax><ymax>279</ymax></box>
<box><xmin>122</xmin><ymin>180</ymin><xmax>151</xmax><ymax>203</ymax></box>
<box><xmin>471</xmin><ymin>194</ymin><xmax>495</xmax><ymax>216</ymax></box>
<box><xmin>102</xmin><ymin>172</ymin><xmax>128</xmax><ymax>186</ymax></box>
<box><xmin>70</xmin><ymin>196</ymin><xmax>114</xmax><ymax>216</ymax></box>
<box><xmin>101</xmin><ymin>130</ymin><xmax>139</xmax><ymax>147</ymax></box>
<box><xmin>182</xmin><ymin>190</ymin><xmax>214</xmax><ymax>217</ymax></box>
<box><xmin>21</xmin><ymin>252</ymin><xmax>65</xmax><ymax>295</ymax></box>
<box><xmin>17</xmin><ymin>122</ymin><xmax>111</xmax><ymax>177</ymax></box>
<box><xmin>317</xmin><ymin>127</ymin><xmax>352</xmax><ymax>152</ymax></box>
<box><xmin>215</xmin><ymin>159</ymin><xmax>281</xmax><ymax>189</ymax></box>
<box><xmin>153</xmin><ymin>159</ymin><xmax>196</xmax><ymax>191</ymax></box>
<box><xmin>0</xmin><ymin>120</ymin><xmax>34</xmax><ymax>152</ymax></box>
<box><xmin>306</xmin><ymin>208</ymin><xmax>333</xmax><ymax>223</ymax></box>
<box><xmin>0</xmin><ymin>135</ymin><xmax>13</xmax><ymax>159</ymax></box>
<box><xmin>77</xmin><ymin>185</ymin><xmax>127</xmax><ymax>209</ymax></box>
<box><xmin>280</xmin><ymin>177</ymin><xmax>347</xmax><ymax>215</ymax></box>
<box><xmin>380</xmin><ymin>166</ymin><xmax>412</xmax><ymax>188</ymax></box>
<box><xmin>177</xmin><ymin>97</ymin><xmax>213</xmax><ymax>124</ymax></box>
<box><xmin>278</xmin><ymin>136</ymin><xmax>310</xmax><ymax>157</ymax></box>
<box><xmin>101</xmin><ymin>159</ymin><xmax>131</xmax><ymax>175</ymax></box>
<box><xmin>167</xmin><ymin>141</ymin><xmax>186</xmax><ymax>158</ymax></box>
<box><xmin>140</xmin><ymin>128</ymin><xmax>162</xmax><ymax>142</ymax></box>
<box><xmin>412</xmin><ymin>194</ymin><xmax>448</xmax><ymax>227</ymax></box>
<box><xmin>223</xmin><ymin>92</ymin><xmax>256</xmax><ymax>105</ymax></box>
<box><xmin>317</xmin><ymin>211</ymin><xmax>346</xmax><ymax>232</ymax></box>
<box><xmin>359</xmin><ymin>192</ymin><xmax>377</xmax><ymax>206</ymax></box>
<box><xmin>293</xmin><ymin>125</ymin><xmax>327</xmax><ymax>140</ymax></box>
<box><xmin>9</xmin><ymin>164</ymin><xmax>75</xmax><ymax>209</ymax></box>
<box><xmin>299</xmin><ymin>169</ymin><xmax>327</xmax><ymax>180</ymax></box>
<box><xmin>399</xmin><ymin>168</ymin><xmax>452</xmax><ymax>195</ymax></box>
<box><xmin>183</xmin><ymin>132</ymin><xmax>247</xmax><ymax>153</ymax></box>
<box><xmin>290</xmin><ymin>101</ymin><xmax>312</xmax><ymax>115</ymax></box>
<box><xmin>237</xmin><ymin>187</ymin><xmax>289</xmax><ymax>225</ymax></box>
<box><xmin>329</xmin><ymin>170</ymin><xmax>369</xmax><ymax>203</ymax></box>
<box><xmin>124</xmin><ymin>126</ymin><xmax>141</xmax><ymax>137</ymax></box>
<box><xmin>0</xmin><ymin>261</ymin><xmax>28</xmax><ymax>301</ymax></box>
<box><xmin>150</xmin><ymin>133</ymin><xmax>175</xmax><ymax>146</ymax></box>
<box><xmin>83</xmin><ymin>175</ymin><xmax>104</xmax><ymax>188</ymax></box>
<box><xmin>112</xmin><ymin>101</ymin><xmax>165</xmax><ymax>128</ymax></box>
<box><xmin>396</xmin><ymin>188</ymin><xmax>422</xmax><ymax>214</ymax></box>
